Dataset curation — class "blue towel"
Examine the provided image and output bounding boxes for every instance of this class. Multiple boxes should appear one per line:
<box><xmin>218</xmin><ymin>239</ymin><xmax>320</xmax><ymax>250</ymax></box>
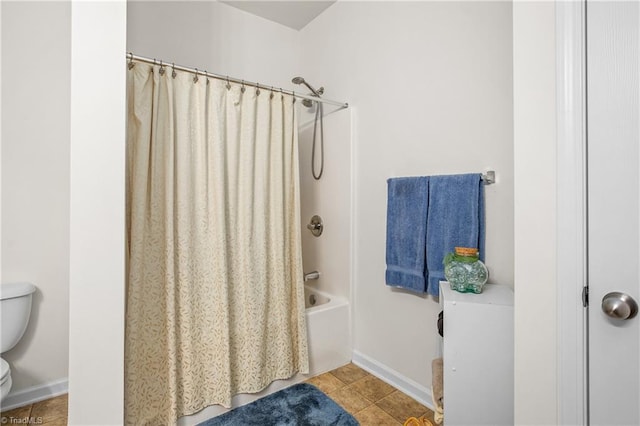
<box><xmin>385</xmin><ymin>177</ymin><xmax>429</xmax><ymax>293</ymax></box>
<box><xmin>426</xmin><ymin>173</ymin><xmax>485</xmax><ymax>296</ymax></box>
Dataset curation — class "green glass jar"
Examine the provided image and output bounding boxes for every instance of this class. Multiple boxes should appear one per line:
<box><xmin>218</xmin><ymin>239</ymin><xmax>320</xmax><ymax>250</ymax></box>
<box><xmin>443</xmin><ymin>247</ymin><xmax>489</xmax><ymax>294</ymax></box>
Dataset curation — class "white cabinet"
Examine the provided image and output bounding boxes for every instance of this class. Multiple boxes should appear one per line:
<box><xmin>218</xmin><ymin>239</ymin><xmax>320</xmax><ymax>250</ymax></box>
<box><xmin>439</xmin><ymin>282</ymin><xmax>514</xmax><ymax>426</ymax></box>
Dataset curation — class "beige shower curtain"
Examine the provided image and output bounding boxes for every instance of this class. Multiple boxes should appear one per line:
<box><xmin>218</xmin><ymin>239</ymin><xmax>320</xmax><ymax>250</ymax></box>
<box><xmin>125</xmin><ymin>63</ymin><xmax>309</xmax><ymax>425</ymax></box>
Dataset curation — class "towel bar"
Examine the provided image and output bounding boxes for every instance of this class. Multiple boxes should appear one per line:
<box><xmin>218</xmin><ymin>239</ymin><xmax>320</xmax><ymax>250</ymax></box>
<box><xmin>481</xmin><ymin>171</ymin><xmax>495</xmax><ymax>185</ymax></box>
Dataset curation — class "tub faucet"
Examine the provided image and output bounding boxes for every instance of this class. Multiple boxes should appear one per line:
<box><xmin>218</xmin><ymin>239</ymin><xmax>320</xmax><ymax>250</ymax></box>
<box><xmin>304</xmin><ymin>271</ymin><xmax>320</xmax><ymax>281</ymax></box>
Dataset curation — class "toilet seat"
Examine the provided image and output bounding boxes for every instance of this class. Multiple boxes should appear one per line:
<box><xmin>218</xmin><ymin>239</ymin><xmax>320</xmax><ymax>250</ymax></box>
<box><xmin>0</xmin><ymin>358</ymin><xmax>9</xmax><ymax>385</ymax></box>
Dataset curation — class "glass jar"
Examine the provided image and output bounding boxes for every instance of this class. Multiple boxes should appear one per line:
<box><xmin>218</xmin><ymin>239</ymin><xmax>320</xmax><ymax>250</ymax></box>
<box><xmin>443</xmin><ymin>247</ymin><xmax>489</xmax><ymax>294</ymax></box>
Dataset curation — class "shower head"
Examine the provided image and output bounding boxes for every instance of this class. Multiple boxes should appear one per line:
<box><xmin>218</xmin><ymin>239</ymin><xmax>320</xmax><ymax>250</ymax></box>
<box><xmin>291</xmin><ymin>76</ymin><xmax>324</xmax><ymax>98</ymax></box>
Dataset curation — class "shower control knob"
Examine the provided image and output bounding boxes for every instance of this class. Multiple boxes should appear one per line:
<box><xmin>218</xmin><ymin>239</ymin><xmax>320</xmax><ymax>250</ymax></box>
<box><xmin>601</xmin><ymin>292</ymin><xmax>638</xmax><ymax>320</ymax></box>
<box><xmin>307</xmin><ymin>215</ymin><xmax>323</xmax><ymax>237</ymax></box>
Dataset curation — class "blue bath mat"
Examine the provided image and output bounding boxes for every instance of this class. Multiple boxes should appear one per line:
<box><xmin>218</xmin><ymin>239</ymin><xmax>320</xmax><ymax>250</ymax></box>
<box><xmin>197</xmin><ymin>383</ymin><xmax>359</xmax><ymax>425</ymax></box>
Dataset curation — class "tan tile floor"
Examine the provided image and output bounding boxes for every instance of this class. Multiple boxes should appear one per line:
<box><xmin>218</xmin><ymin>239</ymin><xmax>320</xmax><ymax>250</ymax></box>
<box><xmin>0</xmin><ymin>364</ymin><xmax>433</xmax><ymax>425</ymax></box>
<box><xmin>307</xmin><ymin>363</ymin><xmax>435</xmax><ymax>425</ymax></box>
<box><xmin>1</xmin><ymin>394</ymin><xmax>68</xmax><ymax>426</ymax></box>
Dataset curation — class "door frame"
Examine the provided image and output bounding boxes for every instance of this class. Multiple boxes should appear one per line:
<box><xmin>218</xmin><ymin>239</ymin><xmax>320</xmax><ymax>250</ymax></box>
<box><xmin>556</xmin><ymin>1</ymin><xmax>588</xmax><ymax>424</ymax></box>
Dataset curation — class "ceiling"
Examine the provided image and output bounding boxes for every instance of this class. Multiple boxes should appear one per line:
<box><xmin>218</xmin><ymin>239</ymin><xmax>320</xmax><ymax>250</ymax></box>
<box><xmin>220</xmin><ymin>1</ymin><xmax>336</xmax><ymax>30</ymax></box>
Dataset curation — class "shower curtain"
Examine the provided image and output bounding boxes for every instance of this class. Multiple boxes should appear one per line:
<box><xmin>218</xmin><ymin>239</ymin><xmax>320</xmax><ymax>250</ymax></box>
<box><xmin>125</xmin><ymin>63</ymin><xmax>309</xmax><ymax>425</ymax></box>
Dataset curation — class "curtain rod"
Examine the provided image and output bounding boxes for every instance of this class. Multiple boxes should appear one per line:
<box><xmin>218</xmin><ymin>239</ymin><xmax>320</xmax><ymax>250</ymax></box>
<box><xmin>127</xmin><ymin>53</ymin><xmax>349</xmax><ymax>109</ymax></box>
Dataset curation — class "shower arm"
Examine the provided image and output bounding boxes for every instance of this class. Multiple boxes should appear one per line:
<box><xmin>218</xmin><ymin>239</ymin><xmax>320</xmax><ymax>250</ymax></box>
<box><xmin>300</xmin><ymin>81</ymin><xmax>324</xmax><ymax>98</ymax></box>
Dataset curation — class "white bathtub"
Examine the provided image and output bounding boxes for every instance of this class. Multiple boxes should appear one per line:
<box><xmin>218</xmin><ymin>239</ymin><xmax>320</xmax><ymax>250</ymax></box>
<box><xmin>304</xmin><ymin>285</ymin><xmax>330</xmax><ymax>309</ymax></box>
<box><xmin>179</xmin><ymin>285</ymin><xmax>351</xmax><ymax>425</ymax></box>
<box><xmin>303</xmin><ymin>285</ymin><xmax>351</xmax><ymax>375</ymax></box>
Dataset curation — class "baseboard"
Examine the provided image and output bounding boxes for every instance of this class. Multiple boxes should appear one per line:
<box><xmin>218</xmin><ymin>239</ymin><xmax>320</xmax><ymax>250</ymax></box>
<box><xmin>352</xmin><ymin>350</ymin><xmax>434</xmax><ymax>410</ymax></box>
<box><xmin>1</xmin><ymin>378</ymin><xmax>68</xmax><ymax>411</ymax></box>
<box><xmin>1</xmin><ymin>357</ymin><xmax>431</xmax><ymax>414</ymax></box>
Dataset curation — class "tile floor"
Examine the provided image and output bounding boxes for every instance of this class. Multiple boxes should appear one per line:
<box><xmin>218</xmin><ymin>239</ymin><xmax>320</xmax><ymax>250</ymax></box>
<box><xmin>0</xmin><ymin>363</ymin><xmax>433</xmax><ymax>425</ymax></box>
<box><xmin>306</xmin><ymin>363</ymin><xmax>434</xmax><ymax>425</ymax></box>
<box><xmin>0</xmin><ymin>393</ymin><xmax>68</xmax><ymax>426</ymax></box>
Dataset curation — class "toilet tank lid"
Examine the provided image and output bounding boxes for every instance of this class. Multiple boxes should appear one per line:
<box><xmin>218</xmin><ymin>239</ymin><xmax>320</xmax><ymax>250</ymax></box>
<box><xmin>1</xmin><ymin>282</ymin><xmax>36</xmax><ymax>300</ymax></box>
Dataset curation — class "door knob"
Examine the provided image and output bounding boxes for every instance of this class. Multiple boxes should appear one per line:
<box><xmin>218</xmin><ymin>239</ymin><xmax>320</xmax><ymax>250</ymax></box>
<box><xmin>601</xmin><ymin>292</ymin><xmax>638</xmax><ymax>320</ymax></box>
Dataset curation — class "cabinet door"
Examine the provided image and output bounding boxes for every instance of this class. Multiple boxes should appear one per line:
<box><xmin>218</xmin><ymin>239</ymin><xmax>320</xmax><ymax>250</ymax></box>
<box><xmin>441</xmin><ymin>284</ymin><xmax>513</xmax><ymax>425</ymax></box>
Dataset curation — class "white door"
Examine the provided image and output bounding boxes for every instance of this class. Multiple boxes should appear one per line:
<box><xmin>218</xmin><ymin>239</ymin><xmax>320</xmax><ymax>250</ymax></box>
<box><xmin>588</xmin><ymin>1</ymin><xmax>640</xmax><ymax>425</ymax></box>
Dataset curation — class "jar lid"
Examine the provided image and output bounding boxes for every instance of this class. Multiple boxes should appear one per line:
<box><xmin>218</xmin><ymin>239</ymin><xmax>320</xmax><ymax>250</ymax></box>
<box><xmin>454</xmin><ymin>247</ymin><xmax>478</xmax><ymax>256</ymax></box>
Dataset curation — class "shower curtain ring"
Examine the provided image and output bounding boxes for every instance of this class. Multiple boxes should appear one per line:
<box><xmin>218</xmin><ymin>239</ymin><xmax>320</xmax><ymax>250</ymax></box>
<box><xmin>171</xmin><ymin>63</ymin><xmax>177</xmax><ymax>79</ymax></box>
<box><xmin>256</xmin><ymin>83</ymin><xmax>260</xmax><ymax>96</ymax></box>
<box><xmin>241</xmin><ymin>80</ymin><xmax>246</xmax><ymax>93</ymax></box>
<box><xmin>226</xmin><ymin>76</ymin><xmax>231</xmax><ymax>91</ymax></box>
<box><xmin>205</xmin><ymin>71</ymin><xmax>209</xmax><ymax>85</ymax></box>
<box><xmin>193</xmin><ymin>68</ymin><xmax>199</xmax><ymax>84</ymax></box>
<box><xmin>292</xmin><ymin>91</ymin><xmax>296</xmax><ymax>104</ymax></box>
<box><xmin>270</xmin><ymin>86</ymin><xmax>275</xmax><ymax>99</ymax></box>
<box><xmin>127</xmin><ymin>52</ymin><xmax>135</xmax><ymax>70</ymax></box>
<box><xmin>158</xmin><ymin>60</ymin><xmax>165</xmax><ymax>76</ymax></box>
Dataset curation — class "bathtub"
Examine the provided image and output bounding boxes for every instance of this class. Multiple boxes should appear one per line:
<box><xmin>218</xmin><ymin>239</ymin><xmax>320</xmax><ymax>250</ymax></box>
<box><xmin>179</xmin><ymin>285</ymin><xmax>351</xmax><ymax>425</ymax></box>
<box><xmin>303</xmin><ymin>285</ymin><xmax>351</xmax><ymax>375</ymax></box>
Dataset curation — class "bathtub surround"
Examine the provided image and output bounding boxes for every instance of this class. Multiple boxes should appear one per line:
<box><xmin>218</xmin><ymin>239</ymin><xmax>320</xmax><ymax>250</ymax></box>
<box><xmin>125</xmin><ymin>62</ymin><xmax>308</xmax><ymax>424</ymax></box>
<box><xmin>297</xmin><ymin>110</ymin><xmax>352</xmax><ymax>302</ymax></box>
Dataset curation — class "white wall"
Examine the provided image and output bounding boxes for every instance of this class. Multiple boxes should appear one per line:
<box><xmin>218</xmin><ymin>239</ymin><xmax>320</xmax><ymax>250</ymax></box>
<box><xmin>127</xmin><ymin>1</ymin><xmax>300</xmax><ymax>91</ymax></box>
<box><xmin>1</xmin><ymin>0</ymin><xmax>70</xmax><ymax>398</ymax></box>
<box><xmin>68</xmin><ymin>2</ymin><xmax>127</xmax><ymax>424</ymax></box>
<box><xmin>513</xmin><ymin>2</ymin><xmax>558</xmax><ymax>424</ymax></box>
<box><xmin>300</xmin><ymin>1</ymin><xmax>514</xmax><ymax>400</ymax></box>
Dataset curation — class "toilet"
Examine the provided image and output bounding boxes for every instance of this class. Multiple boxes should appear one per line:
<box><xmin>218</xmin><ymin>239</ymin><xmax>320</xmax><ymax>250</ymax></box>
<box><xmin>0</xmin><ymin>282</ymin><xmax>36</xmax><ymax>401</ymax></box>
